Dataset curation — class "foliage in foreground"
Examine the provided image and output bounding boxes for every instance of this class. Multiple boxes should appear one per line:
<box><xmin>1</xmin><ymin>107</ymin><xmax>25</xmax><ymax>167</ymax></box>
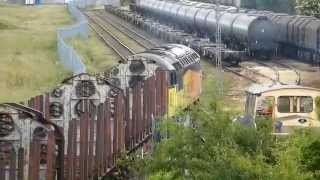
<box><xmin>126</xmin><ymin>100</ymin><xmax>320</xmax><ymax>180</ymax></box>
<box><xmin>296</xmin><ymin>0</ymin><xmax>320</xmax><ymax>18</ymax></box>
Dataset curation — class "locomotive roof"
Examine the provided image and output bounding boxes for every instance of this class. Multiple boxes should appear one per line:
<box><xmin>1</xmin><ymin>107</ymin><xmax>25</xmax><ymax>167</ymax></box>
<box><xmin>247</xmin><ymin>84</ymin><xmax>320</xmax><ymax>95</ymax></box>
<box><xmin>138</xmin><ymin>44</ymin><xmax>200</xmax><ymax>69</ymax></box>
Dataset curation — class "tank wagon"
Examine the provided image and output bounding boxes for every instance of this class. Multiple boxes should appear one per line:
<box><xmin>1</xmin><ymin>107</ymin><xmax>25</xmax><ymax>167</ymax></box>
<box><xmin>215</xmin><ymin>6</ymin><xmax>320</xmax><ymax>62</ymax></box>
<box><xmin>167</xmin><ymin>0</ymin><xmax>320</xmax><ymax>62</ymax></box>
<box><xmin>265</xmin><ymin>13</ymin><xmax>320</xmax><ymax>62</ymax></box>
<box><xmin>106</xmin><ymin>6</ymin><xmax>244</xmax><ymax>64</ymax></box>
<box><xmin>0</xmin><ymin>44</ymin><xmax>202</xmax><ymax>180</ymax></box>
<box><xmin>134</xmin><ymin>0</ymin><xmax>276</xmax><ymax>59</ymax></box>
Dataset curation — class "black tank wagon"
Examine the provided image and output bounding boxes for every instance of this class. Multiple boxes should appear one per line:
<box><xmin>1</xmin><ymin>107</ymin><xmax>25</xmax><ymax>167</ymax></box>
<box><xmin>135</xmin><ymin>0</ymin><xmax>276</xmax><ymax>59</ymax></box>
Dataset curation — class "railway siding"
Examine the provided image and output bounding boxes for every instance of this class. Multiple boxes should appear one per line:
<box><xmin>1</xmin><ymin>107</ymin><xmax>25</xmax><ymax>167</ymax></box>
<box><xmin>86</xmin><ymin>11</ymin><xmax>145</xmax><ymax>55</ymax></box>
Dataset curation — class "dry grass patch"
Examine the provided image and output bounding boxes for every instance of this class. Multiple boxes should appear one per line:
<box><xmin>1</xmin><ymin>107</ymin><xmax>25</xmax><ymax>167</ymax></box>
<box><xmin>0</xmin><ymin>4</ymin><xmax>72</xmax><ymax>102</ymax></box>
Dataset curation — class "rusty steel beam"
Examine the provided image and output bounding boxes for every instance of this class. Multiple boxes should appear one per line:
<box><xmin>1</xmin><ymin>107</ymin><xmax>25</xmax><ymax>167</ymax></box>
<box><xmin>143</xmin><ymin>79</ymin><xmax>149</xmax><ymax>137</ymax></box>
<box><xmin>17</xmin><ymin>148</ymin><xmax>24</xmax><ymax>180</ymax></box>
<box><xmin>95</xmin><ymin>103</ymin><xmax>103</xmax><ymax>176</ymax></box>
<box><xmin>116</xmin><ymin>92</ymin><xmax>124</xmax><ymax>154</ymax></box>
<box><xmin>9</xmin><ymin>150</ymin><xmax>16</xmax><ymax>180</ymax></box>
<box><xmin>132</xmin><ymin>87</ymin><xmax>136</xmax><ymax>147</ymax></box>
<box><xmin>45</xmin><ymin>131</ymin><xmax>55</xmax><ymax>180</ymax></box>
<box><xmin>66</xmin><ymin>119</ymin><xmax>75</xmax><ymax>180</ymax></box>
<box><xmin>120</xmin><ymin>92</ymin><xmax>125</xmax><ymax>152</ymax></box>
<box><xmin>137</xmin><ymin>82</ymin><xmax>143</xmax><ymax>143</ymax></box>
<box><xmin>88</xmin><ymin>103</ymin><xmax>95</xmax><ymax>179</ymax></box>
<box><xmin>105</xmin><ymin>99</ymin><xmax>112</xmax><ymax>170</ymax></box>
<box><xmin>150</xmin><ymin>76</ymin><xmax>156</xmax><ymax>133</ymax></box>
<box><xmin>80</xmin><ymin>100</ymin><xmax>89</xmax><ymax>180</ymax></box>
<box><xmin>71</xmin><ymin>120</ymin><xmax>77</xmax><ymax>180</ymax></box>
<box><xmin>0</xmin><ymin>152</ymin><xmax>5</xmax><ymax>180</ymax></box>
<box><xmin>125</xmin><ymin>88</ymin><xmax>131</xmax><ymax>149</ymax></box>
<box><xmin>28</xmin><ymin>138</ymin><xmax>40</xmax><ymax>180</ymax></box>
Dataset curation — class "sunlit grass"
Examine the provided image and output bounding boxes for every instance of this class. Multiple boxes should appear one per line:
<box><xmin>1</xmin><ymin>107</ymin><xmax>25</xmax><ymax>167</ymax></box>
<box><xmin>0</xmin><ymin>4</ymin><xmax>73</xmax><ymax>102</ymax></box>
<box><xmin>67</xmin><ymin>30</ymin><xmax>119</xmax><ymax>73</ymax></box>
<box><xmin>200</xmin><ymin>59</ymin><xmax>243</xmax><ymax>113</ymax></box>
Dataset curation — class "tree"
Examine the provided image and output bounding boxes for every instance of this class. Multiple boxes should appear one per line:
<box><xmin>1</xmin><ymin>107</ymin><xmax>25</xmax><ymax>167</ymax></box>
<box><xmin>296</xmin><ymin>0</ymin><xmax>320</xmax><ymax>18</ymax></box>
<box><xmin>126</xmin><ymin>100</ymin><xmax>320</xmax><ymax>180</ymax></box>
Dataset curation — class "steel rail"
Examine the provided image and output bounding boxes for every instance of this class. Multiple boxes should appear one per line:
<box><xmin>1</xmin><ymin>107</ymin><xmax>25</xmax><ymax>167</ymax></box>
<box><xmin>223</xmin><ymin>65</ymin><xmax>260</xmax><ymax>84</ymax></box>
<box><xmin>95</xmin><ymin>11</ymin><xmax>157</xmax><ymax>49</ymax></box>
<box><xmin>255</xmin><ymin>61</ymin><xmax>280</xmax><ymax>83</ymax></box>
<box><xmin>85</xmin><ymin>12</ymin><xmax>135</xmax><ymax>62</ymax></box>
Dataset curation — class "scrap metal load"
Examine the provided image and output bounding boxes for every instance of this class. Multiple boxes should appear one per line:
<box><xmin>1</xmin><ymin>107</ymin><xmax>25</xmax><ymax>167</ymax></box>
<box><xmin>134</xmin><ymin>0</ymin><xmax>276</xmax><ymax>59</ymax></box>
<box><xmin>0</xmin><ymin>44</ymin><xmax>202</xmax><ymax>180</ymax></box>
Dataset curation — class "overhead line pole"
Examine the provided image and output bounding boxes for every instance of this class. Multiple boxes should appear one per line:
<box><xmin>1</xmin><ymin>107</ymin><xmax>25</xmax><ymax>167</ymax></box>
<box><xmin>215</xmin><ymin>0</ymin><xmax>223</xmax><ymax>96</ymax></box>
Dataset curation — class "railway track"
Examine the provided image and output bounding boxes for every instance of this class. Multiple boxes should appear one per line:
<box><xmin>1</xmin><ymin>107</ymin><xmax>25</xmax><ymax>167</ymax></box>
<box><xmin>222</xmin><ymin>63</ymin><xmax>260</xmax><ymax>84</ymax></box>
<box><xmin>271</xmin><ymin>61</ymin><xmax>301</xmax><ymax>85</ymax></box>
<box><xmin>85</xmin><ymin>12</ymin><xmax>134</xmax><ymax>61</ymax></box>
<box><xmin>94</xmin><ymin>11</ymin><xmax>158</xmax><ymax>49</ymax></box>
<box><xmin>255</xmin><ymin>60</ymin><xmax>301</xmax><ymax>85</ymax></box>
<box><xmin>85</xmin><ymin>11</ymin><xmax>161</xmax><ymax>63</ymax></box>
<box><xmin>87</xmin><ymin>10</ymin><xmax>300</xmax><ymax>87</ymax></box>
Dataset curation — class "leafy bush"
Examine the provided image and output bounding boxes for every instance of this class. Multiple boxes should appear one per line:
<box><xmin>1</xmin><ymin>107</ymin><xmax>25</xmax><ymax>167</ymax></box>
<box><xmin>124</xmin><ymin>99</ymin><xmax>320</xmax><ymax>180</ymax></box>
<box><xmin>296</xmin><ymin>0</ymin><xmax>320</xmax><ymax>18</ymax></box>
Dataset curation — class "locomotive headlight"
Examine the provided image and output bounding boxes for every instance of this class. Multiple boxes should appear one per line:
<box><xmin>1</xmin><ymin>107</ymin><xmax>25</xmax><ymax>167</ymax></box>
<box><xmin>129</xmin><ymin>60</ymin><xmax>146</xmax><ymax>74</ymax></box>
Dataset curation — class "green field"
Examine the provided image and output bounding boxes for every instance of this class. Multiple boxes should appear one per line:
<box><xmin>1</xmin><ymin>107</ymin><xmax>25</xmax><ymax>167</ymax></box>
<box><xmin>0</xmin><ymin>4</ymin><xmax>72</xmax><ymax>103</ymax></box>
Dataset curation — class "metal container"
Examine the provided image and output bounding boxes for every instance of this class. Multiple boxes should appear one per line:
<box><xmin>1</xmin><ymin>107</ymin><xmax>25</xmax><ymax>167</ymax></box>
<box><xmin>304</xmin><ymin>20</ymin><xmax>320</xmax><ymax>51</ymax></box>
<box><xmin>194</xmin><ymin>8</ymin><xmax>215</xmax><ymax>34</ymax></box>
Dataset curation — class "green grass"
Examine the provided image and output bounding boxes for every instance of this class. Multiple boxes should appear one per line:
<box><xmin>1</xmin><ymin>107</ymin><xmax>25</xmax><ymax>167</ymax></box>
<box><xmin>200</xmin><ymin>59</ymin><xmax>244</xmax><ymax>113</ymax></box>
<box><xmin>0</xmin><ymin>4</ymin><xmax>73</xmax><ymax>103</ymax></box>
<box><xmin>67</xmin><ymin>30</ymin><xmax>119</xmax><ymax>73</ymax></box>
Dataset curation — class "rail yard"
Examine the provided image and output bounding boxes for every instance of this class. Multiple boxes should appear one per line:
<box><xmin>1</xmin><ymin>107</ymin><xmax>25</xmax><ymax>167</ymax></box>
<box><xmin>1</xmin><ymin>0</ymin><xmax>320</xmax><ymax>179</ymax></box>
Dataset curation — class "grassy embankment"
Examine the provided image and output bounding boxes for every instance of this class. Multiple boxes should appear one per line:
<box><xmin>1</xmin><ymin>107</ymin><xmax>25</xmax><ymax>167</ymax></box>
<box><xmin>67</xmin><ymin>30</ymin><xmax>119</xmax><ymax>73</ymax></box>
<box><xmin>0</xmin><ymin>4</ymin><xmax>72</xmax><ymax>102</ymax></box>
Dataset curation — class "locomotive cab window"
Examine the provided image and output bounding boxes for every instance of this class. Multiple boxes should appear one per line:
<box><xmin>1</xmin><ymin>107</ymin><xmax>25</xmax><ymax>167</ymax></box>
<box><xmin>300</xmin><ymin>96</ymin><xmax>313</xmax><ymax>113</ymax></box>
<box><xmin>278</xmin><ymin>96</ymin><xmax>291</xmax><ymax>113</ymax></box>
<box><xmin>170</xmin><ymin>71</ymin><xmax>177</xmax><ymax>86</ymax></box>
<box><xmin>277</xmin><ymin>96</ymin><xmax>313</xmax><ymax>113</ymax></box>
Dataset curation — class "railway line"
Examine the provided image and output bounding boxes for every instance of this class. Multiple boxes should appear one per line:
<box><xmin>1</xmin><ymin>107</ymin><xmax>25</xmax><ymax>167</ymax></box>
<box><xmin>85</xmin><ymin>12</ymin><xmax>135</xmax><ymax>61</ymax></box>
<box><xmin>254</xmin><ymin>60</ymin><xmax>301</xmax><ymax>85</ymax></box>
<box><xmin>85</xmin><ymin>11</ymin><xmax>162</xmax><ymax>63</ymax></box>
<box><xmin>94</xmin><ymin>11</ymin><xmax>158</xmax><ymax>49</ymax></box>
<box><xmin>89</xmin><ymin>9</ymin><xmax>304</xmax><ymax>87</ymax></box>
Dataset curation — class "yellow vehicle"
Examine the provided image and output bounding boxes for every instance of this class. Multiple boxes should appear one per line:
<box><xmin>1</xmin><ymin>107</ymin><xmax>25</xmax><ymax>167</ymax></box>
<box><xmin>243</xmin><ymin>85</ymin><xmax>320</xmax><ymax>135</ymax></box>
